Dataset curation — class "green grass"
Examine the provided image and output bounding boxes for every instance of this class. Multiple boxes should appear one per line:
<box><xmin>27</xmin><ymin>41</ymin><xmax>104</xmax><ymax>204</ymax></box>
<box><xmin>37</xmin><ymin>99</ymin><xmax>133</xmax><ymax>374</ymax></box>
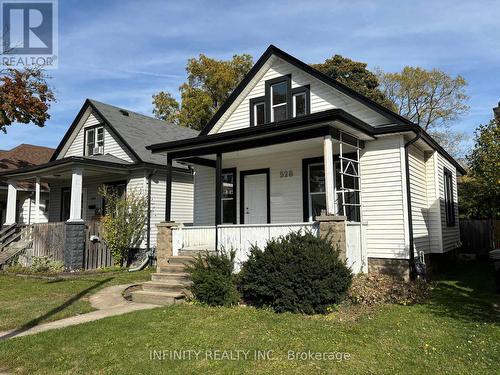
<box><xmin>0</xmin><ymin>262</ymin><xmax>499</xmax><ymax>374</ymax></box>
<box><xmin>0</xmin><ymin>268</ymin><xmax>152</xmax><ymax>332</ymax></box>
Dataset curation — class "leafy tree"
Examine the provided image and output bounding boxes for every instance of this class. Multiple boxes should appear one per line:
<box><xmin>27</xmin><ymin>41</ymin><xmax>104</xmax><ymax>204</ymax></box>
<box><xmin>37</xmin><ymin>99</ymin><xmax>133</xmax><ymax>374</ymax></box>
<box><xmin>99</xmin><ymin>187</ymin><xmax>148</xmax><ymax>266</ymax></box>
<box><xmin>377</xmin><ymin>67</ymin><xmax>469</xmax><ymax>157</ymax></box>
<box><xmin>311</xmin><ymin>54</ymin><xmax>393</xmax><ymax>109</ymax></box>
<box><xmin>153</xmin><ymin>54</ymin><xmax>253</xmax><ymax>130</ymax></box>
<box><xmin>0</xmin><ymin>67</ymin><xmax>55</xmax><ymax>134</ymax></box>
<box><xmin>459</xmin><ymin>118</ymin><xmax>499</xmax><ymax>219</ymax></box>
<box><xmin>152</xmin><ymin>91</ymin><xmax>179</xmax><ymax>124</ymax></box>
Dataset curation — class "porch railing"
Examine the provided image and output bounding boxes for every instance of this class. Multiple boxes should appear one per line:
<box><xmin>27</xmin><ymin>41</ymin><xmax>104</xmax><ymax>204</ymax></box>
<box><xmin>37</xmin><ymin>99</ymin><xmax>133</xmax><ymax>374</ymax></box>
<box><xmin>172</xmin><ymin>222</ymin><xmax>367</xmax><ymax>274</ymax></box>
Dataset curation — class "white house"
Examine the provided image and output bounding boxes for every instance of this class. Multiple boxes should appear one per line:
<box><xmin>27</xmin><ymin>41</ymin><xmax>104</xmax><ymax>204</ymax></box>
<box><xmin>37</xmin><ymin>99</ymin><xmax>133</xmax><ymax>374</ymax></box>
<box><xmin>0</xmin><ymin>99</ymin><xmax>197</xmax><ymax>268</ymax></box>
<box><xmin>147</xmin><ymin>45</ymin><xmax>464</xmax><ymax>279</ymax></box>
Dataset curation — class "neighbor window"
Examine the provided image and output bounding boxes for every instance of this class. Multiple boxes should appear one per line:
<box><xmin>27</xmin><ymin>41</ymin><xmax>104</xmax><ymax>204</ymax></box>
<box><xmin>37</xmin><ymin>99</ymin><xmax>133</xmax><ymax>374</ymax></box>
<box><xmin>444</xmin><ymin>168</ymin><xmax>455</xmax><ymax>226</ymax></box>
<box><xmin>271</xmin><ymin>81</ymin><xmax>288</xmax><ymax>122</ymax></box>
<box><xmin>221</xmin><ymin>169</ymin><xmax>236</xmax><ymax>224</ymax></box>
<box><xmin>293</xmin><ymin>91</ymin><xmax>306</xmax><ymax>117</ymax></box>
<box><xmin>85</xmin><ymin>126</ymin><xmax>104</xmax><ymax>155</ymax></box>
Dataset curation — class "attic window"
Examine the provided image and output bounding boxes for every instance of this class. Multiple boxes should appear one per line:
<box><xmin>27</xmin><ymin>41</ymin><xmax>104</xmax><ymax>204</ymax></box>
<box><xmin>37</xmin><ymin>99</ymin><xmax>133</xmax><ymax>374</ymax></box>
<box><xmin>270</xmin><ymin>82</ymin><xmax>288</xmax><ymax>122</ymax></box>
<box><xmin>85</xmin><ymin>126</ymin><xmax>104</xmax><ymax>156</ymax></box>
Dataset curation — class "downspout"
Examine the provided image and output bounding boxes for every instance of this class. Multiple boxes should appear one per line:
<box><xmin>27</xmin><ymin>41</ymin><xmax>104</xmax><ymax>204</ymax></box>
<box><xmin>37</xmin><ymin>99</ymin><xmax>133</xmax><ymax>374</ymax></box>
<box><xmin>404</xmin><ymin>131</ymin><xmax>421</xmax><ymax>280</ymax></box>
<box><xmin>129</xmin><ymin>169</ymin><xmax>155</xmax><ymax>272</ymax></box>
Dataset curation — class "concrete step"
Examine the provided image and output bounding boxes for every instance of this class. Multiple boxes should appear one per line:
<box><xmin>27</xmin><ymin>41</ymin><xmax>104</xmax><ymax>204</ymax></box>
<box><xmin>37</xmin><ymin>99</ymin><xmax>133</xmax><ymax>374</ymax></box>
<box><xmin>151</xmin><ymin>272</ymin><xmax>192</xmax><ymax>285</ymax></box>
<box><xmin>131</xmin><ymin>290</ymin><xmax>185</xmax><ymax>305</ymax></box>
<box><xmin>179</xmin><ymin>249</ymin><xmax>216</xmax><ymax>257</ymax></box>
<box><xmin>142</xmin><ymin>281</ymin><xmax>188</xmax><ymax>293</ymax></box>
<box><xmin>167</xmin><ymin>256</ymin><xmax>194</xmax><ymax>266</ymax></box>
<box><xmin>157</xmin><ymin>264</ymin><xmax>187</xmax><ymax>274</ymax></box>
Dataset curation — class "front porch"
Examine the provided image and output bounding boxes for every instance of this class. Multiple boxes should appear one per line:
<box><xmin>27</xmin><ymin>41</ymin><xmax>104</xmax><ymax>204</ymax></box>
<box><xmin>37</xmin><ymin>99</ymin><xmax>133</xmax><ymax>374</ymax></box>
<box><xmin>153</xmin><ymin>113</ymin><xmax>372</xmax><ymax>274</ymax></box>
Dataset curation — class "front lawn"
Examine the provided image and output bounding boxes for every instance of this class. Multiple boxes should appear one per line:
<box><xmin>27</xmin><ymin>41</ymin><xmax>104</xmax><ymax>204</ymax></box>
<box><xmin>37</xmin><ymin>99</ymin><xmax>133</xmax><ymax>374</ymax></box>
<box><xmin>0</xmin><ymin>268</ymin><xmax>152</xmax><ymax>332</ymax></box>
<box><xmin>0</xmin><ymin>262</ymin><xmax>498</xmax><ymax>374</ymax></box>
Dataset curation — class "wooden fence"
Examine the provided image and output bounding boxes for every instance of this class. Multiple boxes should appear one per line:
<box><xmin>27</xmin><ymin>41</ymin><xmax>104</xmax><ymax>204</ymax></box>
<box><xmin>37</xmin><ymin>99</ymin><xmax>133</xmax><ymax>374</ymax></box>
<box><xmin>459</xmin><ymin>219</ymin><xmax>497</xmax><ymax>256</ymax></box>
<box><xmin>84</xmin><ymin>220</ymin><xmax>112</xmax><ymax>269</ymax></box>
<box><xmin>32</xmin><ymin>222</ymin><xmax>65</xmax><ymax>261</ymax></box>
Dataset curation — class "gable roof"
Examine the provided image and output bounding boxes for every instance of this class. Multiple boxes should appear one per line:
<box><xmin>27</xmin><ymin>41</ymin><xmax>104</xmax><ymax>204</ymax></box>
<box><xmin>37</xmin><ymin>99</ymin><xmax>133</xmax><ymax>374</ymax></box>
<box><xmin>51</xmin><ymin>99</ymin><xmax>199</xmax><ymax>165</ymax></box>
<box><xmin>0</xmin><ymin>144</ymin><xmax>54</xmax><ymax>171</ymax></box>
<box><xmin>199</xmin><ymin>44</ymin><xmax>415</xmax><ymax>136</ymax></box>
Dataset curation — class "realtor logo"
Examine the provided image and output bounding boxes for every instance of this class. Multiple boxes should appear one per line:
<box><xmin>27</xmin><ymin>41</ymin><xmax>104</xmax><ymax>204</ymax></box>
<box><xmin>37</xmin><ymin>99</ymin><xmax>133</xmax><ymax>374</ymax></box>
<box><xmin>1</xmin><ymin>0</ymin><xmax>58</xmax><ymax>68</ymax></box>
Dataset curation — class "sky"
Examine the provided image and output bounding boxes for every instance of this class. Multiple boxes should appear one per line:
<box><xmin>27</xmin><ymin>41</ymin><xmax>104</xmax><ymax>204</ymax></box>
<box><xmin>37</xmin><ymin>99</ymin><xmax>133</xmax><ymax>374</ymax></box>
<box><xmin>2</xmin><ymin>0</ymin><xmax>499</xmax><ymax>154</ymax></box>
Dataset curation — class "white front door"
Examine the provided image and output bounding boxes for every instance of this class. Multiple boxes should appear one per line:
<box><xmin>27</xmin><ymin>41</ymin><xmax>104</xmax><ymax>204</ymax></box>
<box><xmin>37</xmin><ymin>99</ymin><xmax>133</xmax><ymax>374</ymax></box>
<box><xmin>243</xmin><ymin>173</ymin><xmax>267</xmax><ymax>224</ymax></box>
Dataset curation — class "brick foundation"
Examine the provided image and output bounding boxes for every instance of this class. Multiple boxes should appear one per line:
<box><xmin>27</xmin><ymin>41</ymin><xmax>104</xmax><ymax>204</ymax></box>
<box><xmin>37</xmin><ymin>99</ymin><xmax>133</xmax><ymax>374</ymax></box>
<box><xmin>368</xmin><ymin>257</ymin><xmax>410</xmax><ymax>281</ymax></box>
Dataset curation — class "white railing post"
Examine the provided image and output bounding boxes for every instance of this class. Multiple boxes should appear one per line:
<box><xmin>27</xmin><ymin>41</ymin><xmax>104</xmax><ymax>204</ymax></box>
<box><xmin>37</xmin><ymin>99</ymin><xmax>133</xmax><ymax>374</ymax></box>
<box><xmin>323</xmin><ymin>135</ymin><xmax>335</xmax><ymax>215</ymax></box>
<box><xmin>69</xmin><ymin>168</ymin><xmax>83</xmax><ymax>222</ymax></box>
<box><xmin>35</xmin><ymin>177</ymin><xmax>41</xmax><ymax>224</ymax></box>
<box><xmin>5</xmin><ymin>181</ymin><xmax>17</xmax><ymax>225</ymax></box>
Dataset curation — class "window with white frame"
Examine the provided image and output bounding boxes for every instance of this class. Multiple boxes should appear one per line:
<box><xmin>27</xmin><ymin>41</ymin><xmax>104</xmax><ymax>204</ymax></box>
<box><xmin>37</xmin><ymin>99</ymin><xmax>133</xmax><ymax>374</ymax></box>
<box><xmin>293</xmin><ymin>91</ymin><xmax>306</xmax><ymax>117</ymax></box>
<box><xmin>271</xmin><ymin>81</ymin><xmax>288</xmax><ymax>122</ymax></box>
<box><xmin>85</xmin><ymin>126</ymin><xmax>104</xmax><ymax>156</ymax></box>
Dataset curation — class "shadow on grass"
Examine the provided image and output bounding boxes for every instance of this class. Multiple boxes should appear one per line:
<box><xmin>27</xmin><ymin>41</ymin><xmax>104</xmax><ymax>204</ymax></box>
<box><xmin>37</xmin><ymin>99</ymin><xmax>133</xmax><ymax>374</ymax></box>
<box><xmin>0</xmin><ymin>277</ymin><xmax>114</xmax><ymax>340</ymax></box>
<box><xmin>426</xmin><ymin>261</ymin><xmax>500</xmax><ymax>324</ymax></box>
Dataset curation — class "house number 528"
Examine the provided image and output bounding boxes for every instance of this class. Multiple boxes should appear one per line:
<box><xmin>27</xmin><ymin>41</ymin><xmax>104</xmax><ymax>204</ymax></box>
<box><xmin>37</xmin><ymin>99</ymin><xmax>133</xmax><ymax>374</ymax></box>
<box><xmin>280</xmin><ymin>170</ymin><xmax>293</xmax><ymax>178</ymax></box>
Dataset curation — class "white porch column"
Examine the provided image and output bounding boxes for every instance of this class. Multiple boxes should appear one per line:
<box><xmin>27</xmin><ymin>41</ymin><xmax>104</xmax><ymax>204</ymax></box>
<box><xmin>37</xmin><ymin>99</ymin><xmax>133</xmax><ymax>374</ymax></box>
<box><xmin>5</xmin><ymin>181</ymin><xmax>17</xmax><ymax>225</ymax></box>
<box><xmin>69</xmin><ymin>168</ymin><xmax>83</xmax><ymax>222</ymax></box>
<box><xmin>34</xmin><ymin>177</ymin><xmax>41</xmax><ymax>224</ymax></box>
<box><xmin>323</xmin><ymin>135</ymin><xmax>335</xmax><ymax>215</ymax></box>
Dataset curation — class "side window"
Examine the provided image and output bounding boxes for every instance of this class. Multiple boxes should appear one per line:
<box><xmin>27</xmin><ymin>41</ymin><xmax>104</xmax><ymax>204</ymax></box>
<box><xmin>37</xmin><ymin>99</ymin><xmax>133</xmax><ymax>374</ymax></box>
<box><xmin>249</xmin><ymin>97</ymin><xmax>266</xmax><ymax>126</ymax></box>
<box><xmin>444</xmin><ymin>168</ymin><xmax>455</xmax><ymax>226</ymax></box>
<box><xmin>221</xmin><ymin>169</ymin><xmax>236</xmax><ymax>224</ymax></box>
<box><xmin>292</xmin><ymin>86</ymin><xmax>310</xmax><ymax>118</ymax></box>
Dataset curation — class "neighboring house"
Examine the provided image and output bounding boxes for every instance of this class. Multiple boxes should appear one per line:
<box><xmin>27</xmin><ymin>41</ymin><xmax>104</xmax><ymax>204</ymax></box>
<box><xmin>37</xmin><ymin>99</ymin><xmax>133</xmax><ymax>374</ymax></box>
<box><xmin>1</xmin><ymin>99</ymin><xmax>197</xmax><ymax>265</ymax></box>
<box><xmin>147</xmin><ymin>45</ymin><xmax>464</xmax><ymax>278</ymax></box>
<box><xmin>0</xmin><ymin>144</ymin><xmax>54</xmax><ymax>228</ymax></box>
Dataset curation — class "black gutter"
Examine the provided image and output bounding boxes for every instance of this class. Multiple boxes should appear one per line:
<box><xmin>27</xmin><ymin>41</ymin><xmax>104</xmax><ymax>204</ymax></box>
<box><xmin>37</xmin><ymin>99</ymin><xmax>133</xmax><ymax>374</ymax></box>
<box><xmin>404</xmin><ymin>131</ymin><xmax>422</xmax><ymax>280</ymax></box>
<box><xmin>147</xmin><ymin>109</ymin><xmax>374</xmax><ymax>153</ymax></box>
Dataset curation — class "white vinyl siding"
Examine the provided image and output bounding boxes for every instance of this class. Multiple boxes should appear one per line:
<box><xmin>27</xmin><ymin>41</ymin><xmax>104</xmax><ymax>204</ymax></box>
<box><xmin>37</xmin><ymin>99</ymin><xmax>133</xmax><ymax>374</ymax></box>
<box><xmin>210</xmin><ymin>57</ymin><xmax>392</xmax><ymax>134</ymax></box>
<box><xmin>194</xmin><ymin>142</ymin><xmax>333</xmax><ymax>226</ymax></box>
<box><xmin>426</xmin><ymin>151</ymin><xmax>443</xmax><ymax>253</ymax></box>
<box><xmin>17</xmin><ymin>191</ymin><xmax>49</xmax><ymax>224</ymax></box>
<box><xmin>62</xmin><ymin>111</ymin><xmax>135</xmax><ymax>163</ymax></box>
<box><xmin>436</xmin><ymin>152</ymin><xmax>460</xmax><ymax>252</ymax></box>
<box><xmin>408</xmin><ymin>145</ymin><xmax>430</xmax><ymax>254</ymax></box>
<box><xmin>360</xmin><ymin>135</ymin><xmax>407</xmax><ymax>259</ymax></box>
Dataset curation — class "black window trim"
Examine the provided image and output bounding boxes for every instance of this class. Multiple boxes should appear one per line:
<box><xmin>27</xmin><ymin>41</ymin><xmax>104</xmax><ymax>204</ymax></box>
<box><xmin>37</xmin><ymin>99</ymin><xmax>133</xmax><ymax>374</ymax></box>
<box><xmin>265</xmin><ymin>75</ymin><xmax>292</xmax><ymax>123</ymax></box>
<box><xmin>221</xmin><ymin>167</ymin><xmax>237</xmax><ymax>224</ymax></box>
<box><xmin>291</xmin><ymin>84</ymin><xmax>310</xmax><ymax>118</ymax></box>
<box><xmin>443</xmin><ymin>167</ymin><xmax>455</xmax><ymax>227</ymax></box>
<box><xmin>249</xmin><ymin>96</ymin><xmax>266</xmax><ymax>127</ymax></box>
<box><xmin>302</xmin><ymin>156</ymin><xmax>325</xmax><ymax>222</ymax></box>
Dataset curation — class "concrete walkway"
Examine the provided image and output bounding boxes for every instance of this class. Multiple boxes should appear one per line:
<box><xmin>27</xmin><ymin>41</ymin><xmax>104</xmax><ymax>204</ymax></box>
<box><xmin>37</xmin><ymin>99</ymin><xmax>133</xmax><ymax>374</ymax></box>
<box><xmin>0</xmin><ymin>284</ymin><xmax>157</xmax><ymax>340</ymax></box>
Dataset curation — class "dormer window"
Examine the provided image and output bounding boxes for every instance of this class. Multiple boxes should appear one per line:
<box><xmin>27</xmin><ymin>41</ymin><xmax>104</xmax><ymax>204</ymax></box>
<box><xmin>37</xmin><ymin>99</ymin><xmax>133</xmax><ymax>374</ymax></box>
<box><xmin>271</xmin><ymin>82</ymin><xmax>288</xmax><ymax>122</ymax></box>
<box><xmin>85</xmin><ymin>126</ymin><xmax>104</xmax><ymax>156</ymax></box>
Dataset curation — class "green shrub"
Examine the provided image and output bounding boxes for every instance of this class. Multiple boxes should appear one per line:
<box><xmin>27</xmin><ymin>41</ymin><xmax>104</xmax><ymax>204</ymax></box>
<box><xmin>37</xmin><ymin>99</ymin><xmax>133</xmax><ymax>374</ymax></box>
<box><xmin>30</xmin><ymin>256</ymin><xmax>64</xmax><ymax>273</ymax></box>
<box><xmin>185</xmin><ymin>249</ymin><xmax>240</xmax><ymax>307</ymax></box>
<box><xmin>238</xmin><ymin>231</ymin><xmax>353</xmax><ymax>314</ymax></box>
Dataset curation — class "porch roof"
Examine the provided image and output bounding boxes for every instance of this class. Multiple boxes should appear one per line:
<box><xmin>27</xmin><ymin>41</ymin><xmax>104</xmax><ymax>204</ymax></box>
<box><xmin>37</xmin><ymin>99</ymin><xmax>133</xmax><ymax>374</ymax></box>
<box><xmin>147</xmin><ymin>109</ymin><xmax>375</xmax><ymax>159</ymax></box>
<box><xmin>0</xmin><ymin>154</ymin><xmax>185</xmax><ymax>180</ymax></box>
